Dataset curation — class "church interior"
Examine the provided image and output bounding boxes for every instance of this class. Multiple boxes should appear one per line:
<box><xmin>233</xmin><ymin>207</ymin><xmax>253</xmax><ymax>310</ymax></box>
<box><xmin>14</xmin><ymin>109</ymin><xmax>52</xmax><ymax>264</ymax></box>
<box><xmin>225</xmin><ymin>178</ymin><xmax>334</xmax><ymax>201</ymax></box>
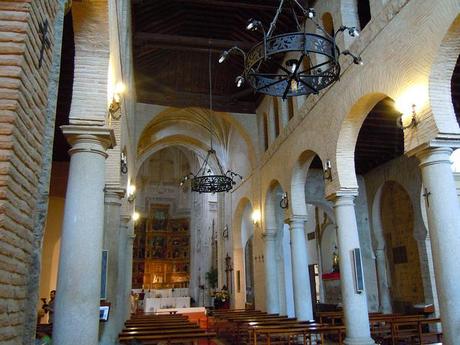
<box><xmin>1</xmin><ymin>0</ymin><xmax>460</xmax><ymax>345</ymax></box>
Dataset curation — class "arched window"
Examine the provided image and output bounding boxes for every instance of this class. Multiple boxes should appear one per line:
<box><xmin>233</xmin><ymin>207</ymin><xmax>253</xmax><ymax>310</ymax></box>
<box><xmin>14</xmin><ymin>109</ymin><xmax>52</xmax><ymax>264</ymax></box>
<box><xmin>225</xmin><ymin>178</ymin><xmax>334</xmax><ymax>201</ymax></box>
<box><xmin>273</xmin><ymin>97</ymin><xmax>280</xmax><ymax>137</ymax></box>
<box><xmin>322</xmin><ymin>12</ymin><xmax>334</xmax><ymax>36</ymax></box>
<box><xmin>357</xmin><ymin>0</ymin><xmax>371</xmax><ymax>29</ymax></box>
<box><xmin>288</xmin><ymin>98</ymin><xmax>294</xmax><ymax>120</ymax></box>
<box><xmin>263</xmin><ymin>112</ymin><xmax>269</xmax><ymax>151</ymax></box>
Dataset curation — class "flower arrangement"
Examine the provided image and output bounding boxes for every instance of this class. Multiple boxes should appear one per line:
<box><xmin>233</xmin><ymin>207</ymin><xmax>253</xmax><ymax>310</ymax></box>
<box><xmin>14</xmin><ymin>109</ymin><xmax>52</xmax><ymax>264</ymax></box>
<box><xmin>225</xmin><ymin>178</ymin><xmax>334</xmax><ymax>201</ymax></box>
<box><xmin>213</xmin><ymin>288</ymin><xmax>230</xmax><ymax>309</ymax></box>
<box><xmin>213</xmin><ymin>289</ymin><xmax>230</xmax><ymax>303</ymax></box>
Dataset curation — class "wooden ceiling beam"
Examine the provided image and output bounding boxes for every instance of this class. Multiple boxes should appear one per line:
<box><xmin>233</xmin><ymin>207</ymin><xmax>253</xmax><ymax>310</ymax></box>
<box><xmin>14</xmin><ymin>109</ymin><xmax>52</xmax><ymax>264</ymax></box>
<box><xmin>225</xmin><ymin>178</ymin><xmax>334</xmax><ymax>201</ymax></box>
<box><xmin>137</xmin><ymin>90</ymin><xmax>256</xmax><ymax>113</ymax></box>
<box><xmin>175</xmin><ymin>0</ymin><xmax>279</xmax><ymax>11</ymax></box>
<box><xmin>135</xmin><ymin>32</ymin><xmax>253</xmax><ymax>51</ymax></box>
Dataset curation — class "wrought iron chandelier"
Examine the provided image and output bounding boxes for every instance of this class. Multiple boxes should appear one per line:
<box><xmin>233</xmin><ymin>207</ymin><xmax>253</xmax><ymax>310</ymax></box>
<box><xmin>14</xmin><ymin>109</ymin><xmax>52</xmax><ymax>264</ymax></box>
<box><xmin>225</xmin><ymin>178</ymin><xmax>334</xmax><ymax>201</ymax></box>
<box><xmin>180</xmin><ymin>52</ymin><xmax>242</xmax><ymax>194</ymax></box>
<box><xmin>218</xmin><ymin>0</ymin><xmax>363</xmax><ymax>99</ymax></box>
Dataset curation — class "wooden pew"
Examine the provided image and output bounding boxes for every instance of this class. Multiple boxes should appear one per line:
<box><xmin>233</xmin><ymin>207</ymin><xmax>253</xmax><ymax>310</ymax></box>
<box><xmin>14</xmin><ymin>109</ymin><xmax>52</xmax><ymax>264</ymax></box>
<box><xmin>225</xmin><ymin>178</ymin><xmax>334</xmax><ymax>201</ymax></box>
<box><xmin>119</xmin><ymin>331</ymin><xmax>217</xmax><ymax>344</ymax></box>
<box><xmin>251</xmin><ymin>324</ymin><xmax>346</xmax><ymax>345</ymax></box>
<box><xmin>120</xmin><ymin>313</ymin><xmax>216</xmax><ymax>345</ymax></box>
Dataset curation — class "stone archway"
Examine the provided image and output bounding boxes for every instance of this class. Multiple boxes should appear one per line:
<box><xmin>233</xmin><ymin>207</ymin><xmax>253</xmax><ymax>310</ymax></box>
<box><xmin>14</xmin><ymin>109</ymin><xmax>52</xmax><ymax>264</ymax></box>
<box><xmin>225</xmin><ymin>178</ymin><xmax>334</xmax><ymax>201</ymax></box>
<box><xmin>232</xmin><ymin>198</ymin><xmax>255</xmax><ymax>309</ymax></box>
<box><xmin>380</xmin><ymin>181</ymin><xmax>424</xmax><ymax>313</ymax></box>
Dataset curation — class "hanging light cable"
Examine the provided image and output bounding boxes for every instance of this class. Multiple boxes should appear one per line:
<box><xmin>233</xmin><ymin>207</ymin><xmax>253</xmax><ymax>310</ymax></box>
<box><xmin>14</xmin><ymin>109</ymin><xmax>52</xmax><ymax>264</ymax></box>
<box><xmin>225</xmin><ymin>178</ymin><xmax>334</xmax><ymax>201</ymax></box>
<box><xmin>180</xmin><ymin>50</ymin><xmax>242</xmax><ymax>193</ymax></box>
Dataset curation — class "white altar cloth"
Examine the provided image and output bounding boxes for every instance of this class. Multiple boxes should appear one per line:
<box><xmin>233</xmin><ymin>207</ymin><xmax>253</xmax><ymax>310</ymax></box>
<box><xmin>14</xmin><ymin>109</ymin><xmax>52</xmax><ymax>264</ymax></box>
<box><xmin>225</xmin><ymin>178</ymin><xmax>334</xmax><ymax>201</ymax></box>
<box><xmin>144</xmin><ymin>297</ymin><xmax>190</xmax><ymax>312</ymax></box>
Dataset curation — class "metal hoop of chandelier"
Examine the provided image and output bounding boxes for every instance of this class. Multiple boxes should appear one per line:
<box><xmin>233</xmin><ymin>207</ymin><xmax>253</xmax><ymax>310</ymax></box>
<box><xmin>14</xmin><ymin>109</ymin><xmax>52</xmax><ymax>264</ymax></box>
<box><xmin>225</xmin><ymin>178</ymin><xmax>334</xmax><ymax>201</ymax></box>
<box><xmin>181</xmin><ymin>149</ymin><xmax>242</xmax><ymax>194</ymax></box>
<box><xmin>218</xmin><ymin>0</ymin><xmax>363</xmax><ymax>100</ymax></box>
<box><xmin>180</xmin><ymin>50</ymin><xmax>243</xmax><ymax>194</ymax></box>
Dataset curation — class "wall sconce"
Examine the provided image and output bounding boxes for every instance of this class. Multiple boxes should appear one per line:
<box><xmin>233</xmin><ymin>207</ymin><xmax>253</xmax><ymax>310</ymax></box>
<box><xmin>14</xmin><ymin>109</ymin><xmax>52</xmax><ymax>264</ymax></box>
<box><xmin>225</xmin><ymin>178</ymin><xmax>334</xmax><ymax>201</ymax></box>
<box><xmin>396</xmin><ymin>104</ymin><xmax>418</xmax><ymax>130</ymax></box>
<box><xmin>132</xmin><ymin>211</ymin><xmax>140</xmax><ymax>222</ymax></box>
<box><xmin>324</xmin><ymin>159</ymin><xmax>332</xmax><ymax>181</ymax></box>
<box><xmin>127</xmin><ymin>184</ymin><xmax>136</xmax><ymax>203</ymax></box>
<box><xmin>280</xmin><ymin>192</ymin><xmax>289</xmax><ymax>209</ymax></box>
<box><xmin>251</xmin><ymin>210</ymin><xmax>261</xmax><ymax>225</ymax></box>
<box><xmin>108</xmin><ymin>82</ymin><xmax>125</xmax><ymax>120</ymax></box>
<box><xmin>222</xmin><ymin>225</ymin><xmax>229</xmax><ymax>240</ymax></box>
<box><xmin>120</xmin><ymin>152</ymin><xmax>128</xmax><ymax>174</ymax></box>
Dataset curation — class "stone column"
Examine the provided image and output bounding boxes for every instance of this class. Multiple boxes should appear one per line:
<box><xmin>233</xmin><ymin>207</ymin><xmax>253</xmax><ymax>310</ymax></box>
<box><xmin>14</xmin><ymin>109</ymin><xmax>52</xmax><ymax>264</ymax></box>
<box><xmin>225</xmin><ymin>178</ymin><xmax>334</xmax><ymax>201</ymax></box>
<box><xmin>417</xmin><ymin>147</ymin><xmax>460</xmax><ymax>344</ymax></box>
<box><xmin>374</xmin><ymin>248</ymin><xmax>392</xmax><ymax>313</ymax></box>
<box><xmin>264</xmin><ymin>232</ymin><xmax>280</xmax><ymax>314</ymax></box>
<box><xmin>289</xmin><ymin>216</ymin><xmax>313</xmax><ymax>320</ymax></box>
<box><xmin>100</xmin><ymin>187</ymin><xmax>125</xmax><ymax>345</ymax></box>
<box><xmin>53</xmin><ymin>125</ymin><xmax>115</xmax><ymax>345</ymax></box>
<box><xmin>124</xmin><ymin>220</ymin><xmax>136</xmax><ymax>319</ymax></box>
<box><xmin>280</xmin><ymin>99</ymin><xmax>290</xmax><ymax>128</ymax></box>
<box><xmin>117</xmin><ymin>215</ymin><xmax>130</xmax><ymax>326</ymax></box>
<box><xmin>332</xmin><ymin>192</ymin><xmax>375</xmax><ymax>345</ymax></box>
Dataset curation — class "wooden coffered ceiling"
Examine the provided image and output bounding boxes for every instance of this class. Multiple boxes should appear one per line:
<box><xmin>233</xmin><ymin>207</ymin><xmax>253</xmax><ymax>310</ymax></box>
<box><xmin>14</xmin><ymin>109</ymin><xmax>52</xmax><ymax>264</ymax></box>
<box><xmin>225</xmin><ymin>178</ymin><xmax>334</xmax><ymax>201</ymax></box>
<box><xmin>131</xmin><ymin>0</ymin><xmax>299</xmax><ymax>113</ymax></box>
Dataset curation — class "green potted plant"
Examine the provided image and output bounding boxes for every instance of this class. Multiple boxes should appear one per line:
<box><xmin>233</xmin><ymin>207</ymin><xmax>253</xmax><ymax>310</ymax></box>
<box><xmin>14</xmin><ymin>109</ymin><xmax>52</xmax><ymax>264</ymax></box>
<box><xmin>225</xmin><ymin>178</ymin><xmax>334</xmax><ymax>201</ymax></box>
<box><xmin>205</xmin><ymin>268</ymin><xmax>218</xmax><ymax>290</ymax></box>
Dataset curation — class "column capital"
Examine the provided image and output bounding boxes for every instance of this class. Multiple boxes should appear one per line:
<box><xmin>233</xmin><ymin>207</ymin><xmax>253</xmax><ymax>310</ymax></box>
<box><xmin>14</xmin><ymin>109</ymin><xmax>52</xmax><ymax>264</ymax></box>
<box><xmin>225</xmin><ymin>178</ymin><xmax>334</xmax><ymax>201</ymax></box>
<box><xmin>287</xmin><ymin>215</ymin><xmax>307</xmax><ymax>228</ymax></box>
<box><xmin>61</xmin><ymin>125</ymin><xmax>116</xmax><ymax>158</ymax></box>
<box><xmin>406</xmin><ymin>135</ymin><xmax>460</xmax><ymax>158</ymax></box>
<box><xmin>326</xmin><ymin>188</ymin><xmax>358</xmax><ymax>204</ymax></box>
<box><xmin>416</xmin><ymin>146</ymin><xmax>454</xmax><ymax>168</ymax></box>
<box><xmin>120</xmin><ymin>214</ymin><xmax>132</xmax><ymax>224</ymax></box>
<box><xmin>104</xmin><ymin>185</ymin><xmax>126</xmax><ymax>205</ymax></box>
<box><xmin>262</xmin><ymin>231</ymin><xmax>277</xmax><ymax>241</ymax></box>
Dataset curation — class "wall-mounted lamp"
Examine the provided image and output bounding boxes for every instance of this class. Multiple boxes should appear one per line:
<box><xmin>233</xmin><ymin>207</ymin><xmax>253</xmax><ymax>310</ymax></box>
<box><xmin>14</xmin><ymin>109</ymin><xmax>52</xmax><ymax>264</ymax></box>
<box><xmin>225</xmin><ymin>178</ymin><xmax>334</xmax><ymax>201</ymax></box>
<box><xmin>127</xmin><ymin>184</ymin><xmax>136</xmax><ymax>203</ymax></box>
<box><xmin>132</xmin><ymin>211</ymin><xmax>140</xmax><ymax>222</ymax></box>
<box><xmin>324</xmin><ymin>159</ymin><xmax>332</xmax><ymax>181</ymax></box>
<box><xmin>222</xmin><ymin>225</ymin><xmax>229</xmax><ymax>240</ymax></box>
<box><xmin>280</xmin><ymin>192</ymin><xmax>289</xmax><ymax>209</ymax></box>
<box><xmin>120</xmin><ymin>152</ymin><xmax>128</xmax><ymax>174</ymax></box>
<box><xmin>396</xmin><ymin>104</ymin><xmax>418</xmax><ymax>130</ymax></box>
<box><xmin>108</xmin><ymin>82</ymin><xmax>125</xmax><ymax>120</ymax></box>
<box><xmin>251</xmin><ymin>210</ymin><xmax>261</xmax><ymax>225</ymax></box>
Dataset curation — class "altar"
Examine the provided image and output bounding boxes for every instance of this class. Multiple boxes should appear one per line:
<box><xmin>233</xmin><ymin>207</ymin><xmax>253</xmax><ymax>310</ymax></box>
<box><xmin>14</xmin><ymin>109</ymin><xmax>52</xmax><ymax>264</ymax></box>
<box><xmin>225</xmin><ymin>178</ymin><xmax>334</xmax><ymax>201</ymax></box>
<box><xmin>144</xmin><ymin>296</ymin><xmax>191</xmax><ymax>312</ymax></box>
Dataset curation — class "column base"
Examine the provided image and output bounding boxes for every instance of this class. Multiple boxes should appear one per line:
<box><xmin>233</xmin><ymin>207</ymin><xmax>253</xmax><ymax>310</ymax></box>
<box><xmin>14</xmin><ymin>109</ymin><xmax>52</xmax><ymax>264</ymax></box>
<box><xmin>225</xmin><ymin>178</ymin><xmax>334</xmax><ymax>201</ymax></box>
<box><xmin>344</xmin><ymin>337</ymin><xmax>376</xmax><ymax>345</ymax></box>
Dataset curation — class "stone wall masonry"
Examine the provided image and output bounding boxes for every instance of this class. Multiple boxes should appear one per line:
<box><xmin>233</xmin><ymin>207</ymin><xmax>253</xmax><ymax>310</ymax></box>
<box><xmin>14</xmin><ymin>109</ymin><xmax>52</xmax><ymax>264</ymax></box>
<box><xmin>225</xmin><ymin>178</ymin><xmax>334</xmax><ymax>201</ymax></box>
<box><xmin>69</xmin><ymin>0</ymin><xmax>109</xmax><ymax>123</ymax></box>
<box><xmin>0</xmin><ymin>1</ymin><xmax>60</xmax><ymax>344</ymax></box>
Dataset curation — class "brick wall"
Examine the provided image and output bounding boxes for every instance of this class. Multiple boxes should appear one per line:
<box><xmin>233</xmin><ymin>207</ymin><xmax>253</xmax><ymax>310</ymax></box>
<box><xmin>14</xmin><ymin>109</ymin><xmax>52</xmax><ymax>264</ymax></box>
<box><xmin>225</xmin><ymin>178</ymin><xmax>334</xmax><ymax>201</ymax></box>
<box><xmin>0</xmin><ymin>1</ymin><xmax>60</xmax><ymax>343</ymax></box>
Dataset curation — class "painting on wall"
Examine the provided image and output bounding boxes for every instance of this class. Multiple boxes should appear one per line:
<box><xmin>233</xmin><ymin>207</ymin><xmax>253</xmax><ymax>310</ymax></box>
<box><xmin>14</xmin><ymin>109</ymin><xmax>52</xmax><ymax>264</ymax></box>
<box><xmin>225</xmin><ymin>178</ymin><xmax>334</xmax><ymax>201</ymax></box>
<box><xmin>151</xmin><ymin>204</ymin><xmax>169</xmax><ymax>231</ymax></box>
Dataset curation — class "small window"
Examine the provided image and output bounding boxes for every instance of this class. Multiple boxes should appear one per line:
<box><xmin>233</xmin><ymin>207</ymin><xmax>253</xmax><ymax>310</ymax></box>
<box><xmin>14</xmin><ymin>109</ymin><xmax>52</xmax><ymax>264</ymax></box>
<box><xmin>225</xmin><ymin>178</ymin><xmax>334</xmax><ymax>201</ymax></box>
<box><xmin>357</xmin><ymin>0</ymin><xmax>371</xmax><ymax>29</ymax></box>
<box><xmin>288</xmin><ymin>98</ymin><xmax>294</xmax><ymax>120</ymax></box>
<box><xmin>322</xmin><ymin>13</ymin><xmax>334</xmax><ymax>36</ymax></box>
<box><xmin>263</xmin><ymin>113</ymin><xmax>269</xmax><ymax>151</ymax></box>
<box><xmin>273</xmin><ymin>98</ymin><xmax>280</xmax><ymax>137</ymax></box>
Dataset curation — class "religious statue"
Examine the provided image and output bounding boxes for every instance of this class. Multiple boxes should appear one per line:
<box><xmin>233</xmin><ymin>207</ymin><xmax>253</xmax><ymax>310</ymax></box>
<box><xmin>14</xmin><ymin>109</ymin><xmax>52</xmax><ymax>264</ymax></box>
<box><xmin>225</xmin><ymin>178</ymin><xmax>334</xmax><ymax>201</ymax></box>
<box><xmin>332</xmin><ymin>246</ymin><xmax>340</xmax><ymax>273</ymax></box>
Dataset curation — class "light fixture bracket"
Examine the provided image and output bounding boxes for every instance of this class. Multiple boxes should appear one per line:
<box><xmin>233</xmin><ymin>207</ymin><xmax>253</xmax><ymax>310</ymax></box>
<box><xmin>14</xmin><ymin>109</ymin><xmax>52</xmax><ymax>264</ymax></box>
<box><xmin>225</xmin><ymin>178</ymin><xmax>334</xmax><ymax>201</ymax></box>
<box><xmin>396</xmin><ymin>104</ymin><xmax>418</xmax><ymax>130</ymax></box>
<box><xmin>108</xmin><ymin>96</ymin><xmax>121</xmax><ymax>120</ymax></box>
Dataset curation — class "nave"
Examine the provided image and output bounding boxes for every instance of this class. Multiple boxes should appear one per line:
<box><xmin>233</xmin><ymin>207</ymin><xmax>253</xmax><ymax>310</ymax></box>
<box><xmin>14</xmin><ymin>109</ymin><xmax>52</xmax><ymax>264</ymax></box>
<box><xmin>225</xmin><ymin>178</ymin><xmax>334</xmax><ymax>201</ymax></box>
<box><xmin>2</xmin><ymin>1</ymin><xmax>460</xmax><ymax>345</ymax></box>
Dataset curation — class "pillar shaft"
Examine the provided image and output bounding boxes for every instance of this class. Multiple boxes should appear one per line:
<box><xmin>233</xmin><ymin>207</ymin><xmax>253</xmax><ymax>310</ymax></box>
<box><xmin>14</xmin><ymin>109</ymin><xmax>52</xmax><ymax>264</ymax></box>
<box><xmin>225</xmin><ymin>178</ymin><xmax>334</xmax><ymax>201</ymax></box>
<box><xmin>264</xmin><ymin>232</ymin><xmax>280</xmax><ymax>314</ymax></box>
<box><xmin>289</xmin><ymin>216</ymin><xmax>313</xmax><ymax>320</ymax></box>
<box><xmin>125</xmin><ymin>225</ymin><xmax>135</xmax><ymax>319</ymax></box>
<box><xmin>117</xmin><ymin>216</ymin><xmax>130</xmax><ymax>325</ymax></box>
<box><xmin>53</xmin><ymin>126</ymin><xmax>114</xmax><ymax>345</ymax></box>
<box><xmin>417</xmin><ymin>147</ymin><xmax>460</xmax><ymax>344</ymax></box>
<box><xmin>333</xmin><ymin>194</ymin><xmax>375</xmax><ymax>345</ymax></box>
<box><xmin>100</xmin><ymin>187</ymin><xmax>125</xmax><ymax>345</ymax></box>
<box><xmin>374</xmin><ymin>249</ymin><xmax>392</xmax><ymax>314</ymax></box>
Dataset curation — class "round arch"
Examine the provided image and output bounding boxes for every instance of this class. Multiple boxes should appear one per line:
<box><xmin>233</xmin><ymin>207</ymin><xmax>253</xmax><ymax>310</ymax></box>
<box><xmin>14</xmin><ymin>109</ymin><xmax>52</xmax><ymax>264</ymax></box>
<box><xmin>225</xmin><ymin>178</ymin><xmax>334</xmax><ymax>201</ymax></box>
<box><xmin>335</xmin><ymin>92</ymin><xmax>388</xmax><ymax>189</ymax></box>
<box><xmin>429</xmin><ymin>13</ymin><xmax>460</xmax><ymax>134</ymax></box>
<box><xmin>290</xmin><ymin>151</ymin><xmax>323</xmax><ymax>216</ymax></box>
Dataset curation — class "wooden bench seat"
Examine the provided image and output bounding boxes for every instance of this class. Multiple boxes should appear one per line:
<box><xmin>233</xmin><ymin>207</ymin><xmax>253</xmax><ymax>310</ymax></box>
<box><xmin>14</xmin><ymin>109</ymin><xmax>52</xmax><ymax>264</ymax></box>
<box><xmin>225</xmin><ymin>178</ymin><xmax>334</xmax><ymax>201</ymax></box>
<box><xmin>119</xmin><ymin>331</ymin><xmax>217</xmax><ymax>345</ymax></box>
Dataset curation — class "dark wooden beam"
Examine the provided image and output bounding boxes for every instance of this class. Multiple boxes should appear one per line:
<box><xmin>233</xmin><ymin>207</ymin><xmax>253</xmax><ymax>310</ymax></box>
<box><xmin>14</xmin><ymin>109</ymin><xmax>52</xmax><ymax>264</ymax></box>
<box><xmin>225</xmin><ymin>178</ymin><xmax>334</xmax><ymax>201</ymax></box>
<box><xmin>175</xmin><ymin>0</ymin><xmax>279</xmax><ymax>11</ymax></box>
<box><xmin>137</xmin><ymin>90</ymin><xmax>256</xmax><ymax>114</ymax></box>
<box><xmin>135</xmin><ymin>32</ymin><xmax>253</xmax><ymax>51</ymax></box>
